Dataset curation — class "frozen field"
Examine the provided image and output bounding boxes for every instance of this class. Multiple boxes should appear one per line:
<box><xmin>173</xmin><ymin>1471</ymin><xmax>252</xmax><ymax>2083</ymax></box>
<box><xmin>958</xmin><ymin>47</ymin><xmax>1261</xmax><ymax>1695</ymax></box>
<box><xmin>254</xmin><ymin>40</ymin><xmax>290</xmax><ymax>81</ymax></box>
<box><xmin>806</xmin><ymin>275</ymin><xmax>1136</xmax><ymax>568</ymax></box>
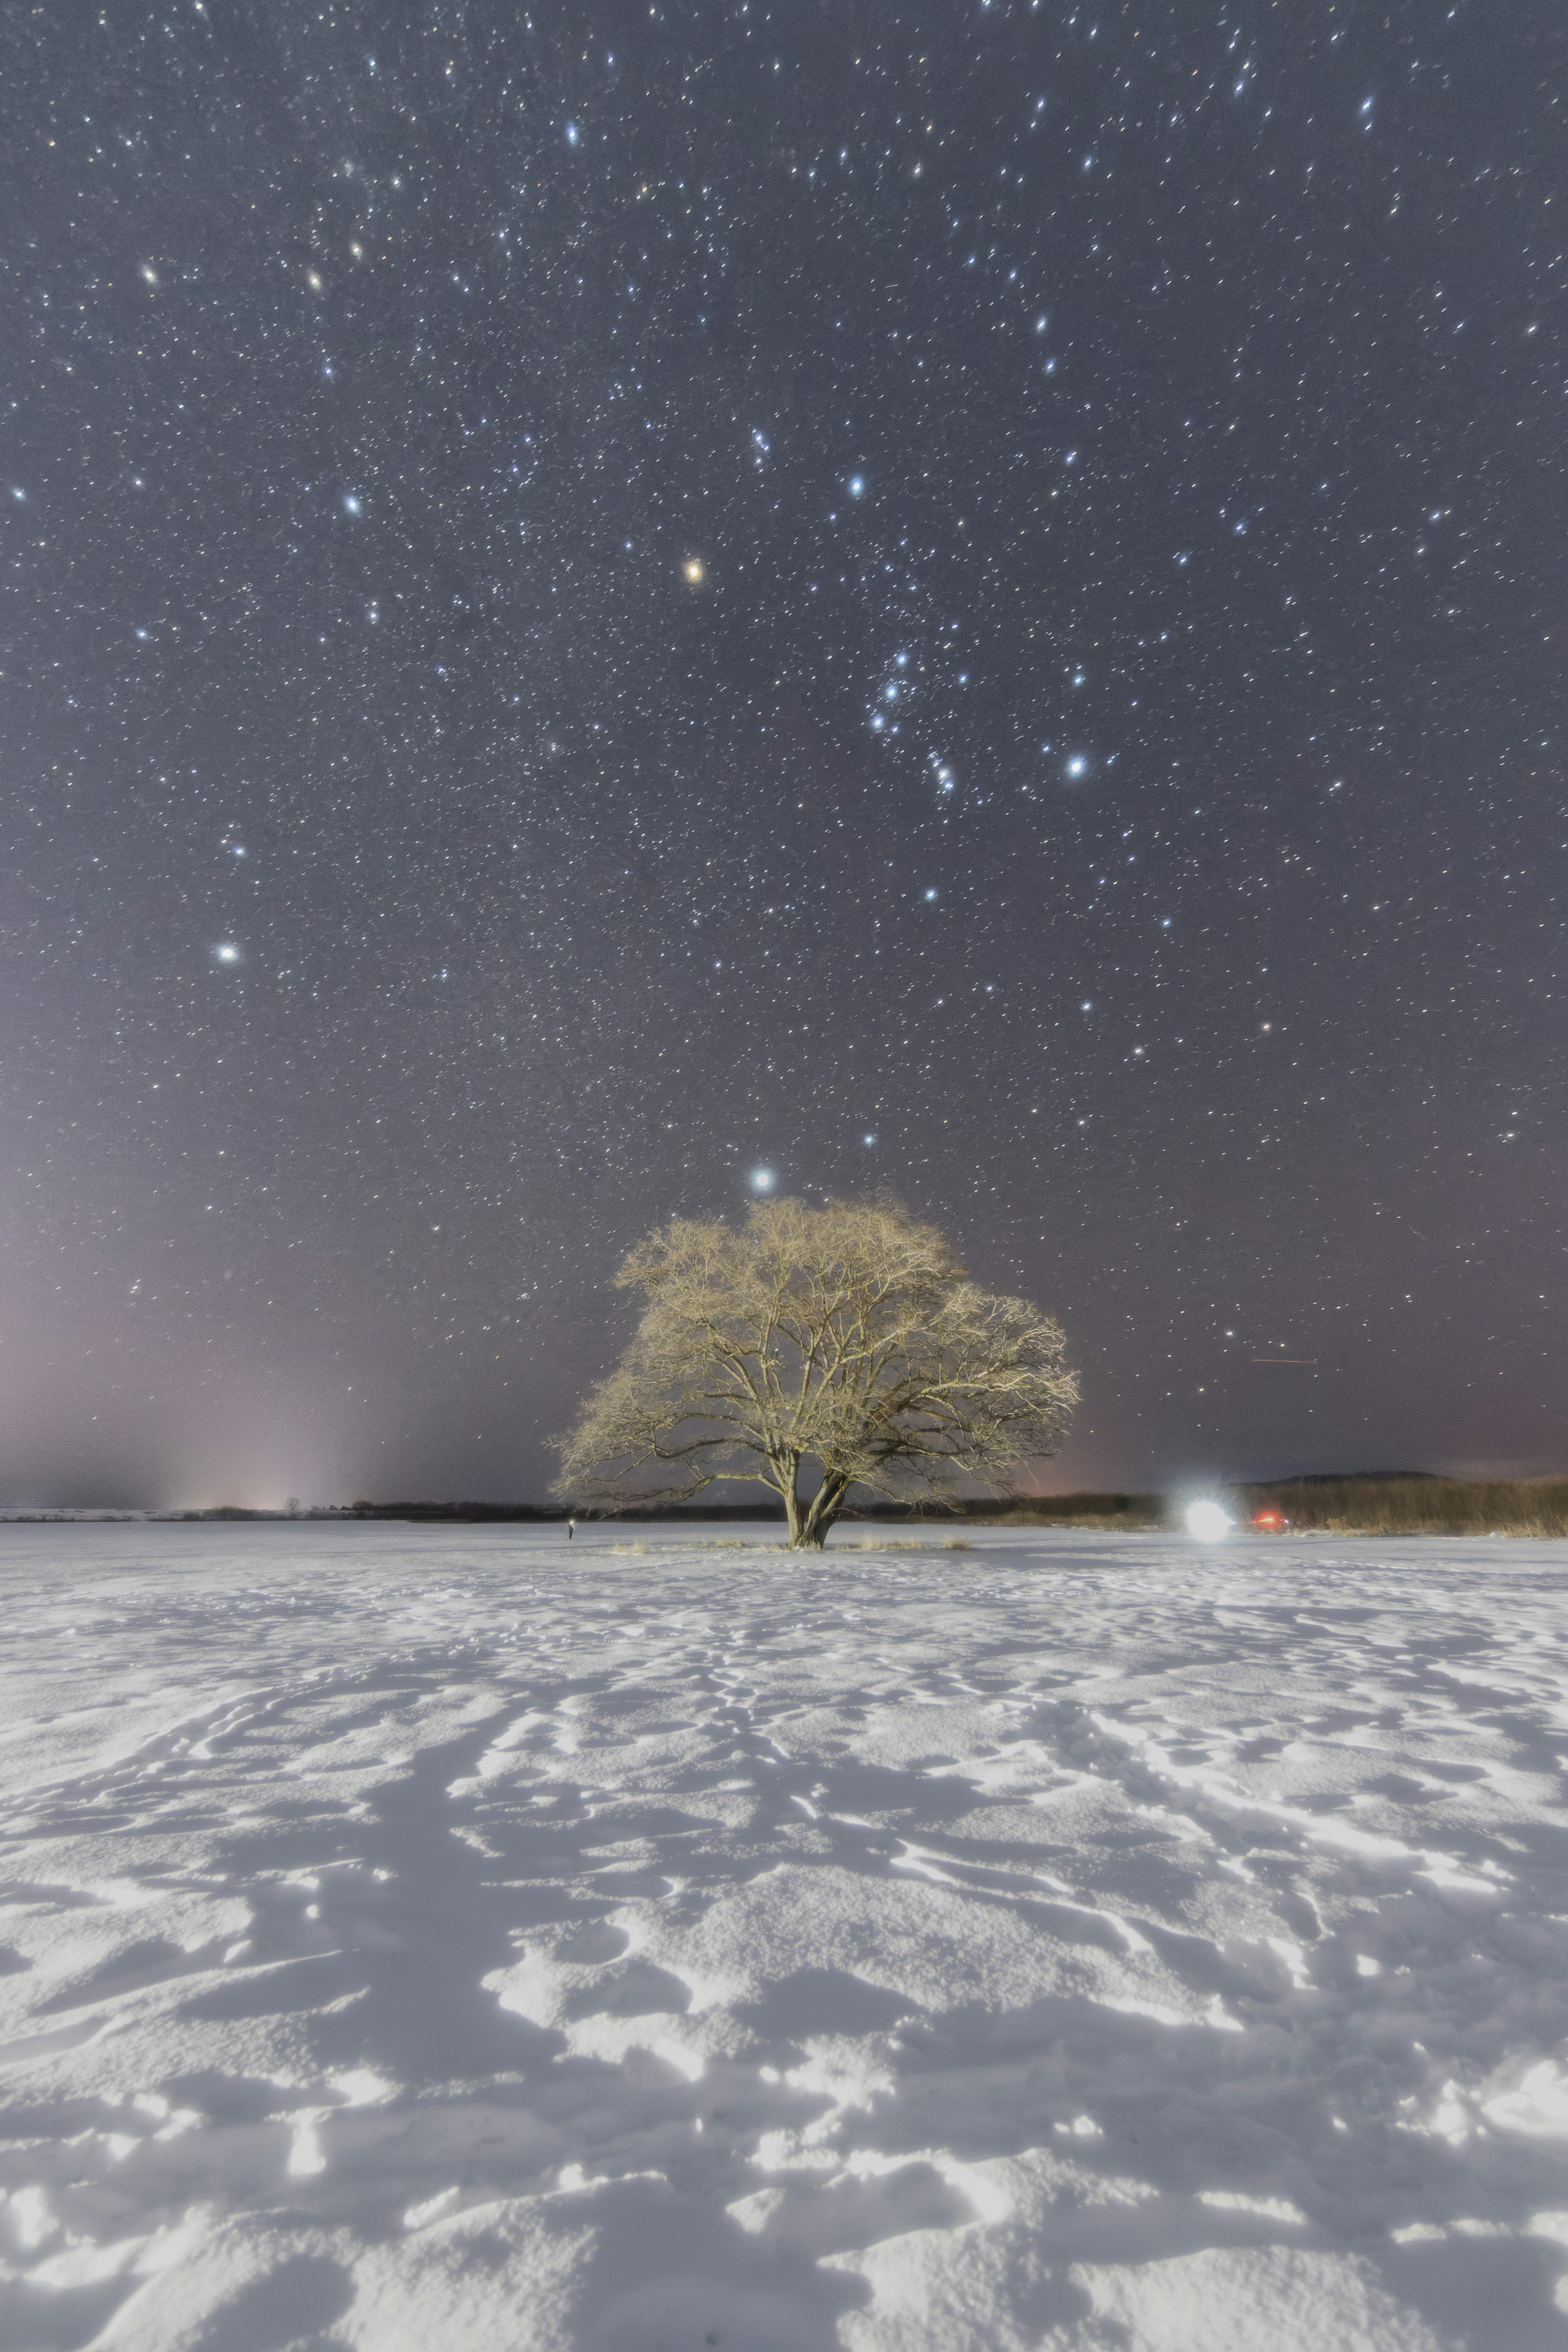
<box><xmin>4</xmin><ymin>1525</ymin><xmax>1568</xmax><ymax>2352</ymax></box>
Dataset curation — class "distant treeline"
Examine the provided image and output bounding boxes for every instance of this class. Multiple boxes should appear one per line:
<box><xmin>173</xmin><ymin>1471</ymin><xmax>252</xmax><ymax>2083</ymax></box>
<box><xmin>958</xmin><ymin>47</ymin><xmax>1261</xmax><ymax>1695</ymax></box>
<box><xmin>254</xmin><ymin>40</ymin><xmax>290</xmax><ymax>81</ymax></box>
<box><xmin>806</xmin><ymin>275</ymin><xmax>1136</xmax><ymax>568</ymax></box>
<box><xmin>973</xmin><ymin>1476</ymin><xmax>1568</xmax><ymax>1537</ymax></box>
<box><xmin>77</xmin><ymin>1476</ymin><xmax>1565</xmax><ymax>1536</ymax></box>
<box><xmin>1238</xmin><ymin>1475</ymin><xmax>1568</xmax><ymax>1537</ymax></box>
<box><xmin>355</xmin><ymin>1494</ymin><xmax>1165</xmax><ymax>1526</ymax></box>
<box><xmin>148</xmin><ymin>1493</ymin><xmax>1162</xmax><ymax>1527</ymax></box>
<box><xmin>948</xmin><ymin>1492</ymin><xmax>1165</xmax><ymax>1528</ymax></box>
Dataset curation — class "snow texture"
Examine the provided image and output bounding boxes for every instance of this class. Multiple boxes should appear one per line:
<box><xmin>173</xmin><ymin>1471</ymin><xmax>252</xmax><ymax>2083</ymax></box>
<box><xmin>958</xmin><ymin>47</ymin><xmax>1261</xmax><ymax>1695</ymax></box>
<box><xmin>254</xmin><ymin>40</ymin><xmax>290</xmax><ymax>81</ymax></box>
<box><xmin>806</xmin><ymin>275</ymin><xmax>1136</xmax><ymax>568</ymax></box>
<box><xmin>3</xmin><ymin>1522</ymin><xmax>1568</xmax><ymax>2351</ymax></box>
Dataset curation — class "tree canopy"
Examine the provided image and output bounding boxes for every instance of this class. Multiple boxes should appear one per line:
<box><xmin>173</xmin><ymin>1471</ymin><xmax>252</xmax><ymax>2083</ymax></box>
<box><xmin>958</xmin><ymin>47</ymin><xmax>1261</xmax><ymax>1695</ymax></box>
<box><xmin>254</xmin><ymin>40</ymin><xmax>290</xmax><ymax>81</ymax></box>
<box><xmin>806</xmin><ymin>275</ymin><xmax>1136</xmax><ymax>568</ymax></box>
<box><xmin>552</xmin><ymin>1196</ymin><xmax>1078</xmax><ymax>1548</ymax></box>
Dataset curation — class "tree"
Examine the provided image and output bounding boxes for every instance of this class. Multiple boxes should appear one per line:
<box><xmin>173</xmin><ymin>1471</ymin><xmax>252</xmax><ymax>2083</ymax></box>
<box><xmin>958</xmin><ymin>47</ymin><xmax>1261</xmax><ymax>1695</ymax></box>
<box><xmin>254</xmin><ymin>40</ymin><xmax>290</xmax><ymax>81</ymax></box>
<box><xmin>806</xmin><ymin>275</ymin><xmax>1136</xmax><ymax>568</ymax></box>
<box><xmin>552</xmin><ymin>1196</ymin><xmax>1079</xmax><ymax>1549</ymax></box>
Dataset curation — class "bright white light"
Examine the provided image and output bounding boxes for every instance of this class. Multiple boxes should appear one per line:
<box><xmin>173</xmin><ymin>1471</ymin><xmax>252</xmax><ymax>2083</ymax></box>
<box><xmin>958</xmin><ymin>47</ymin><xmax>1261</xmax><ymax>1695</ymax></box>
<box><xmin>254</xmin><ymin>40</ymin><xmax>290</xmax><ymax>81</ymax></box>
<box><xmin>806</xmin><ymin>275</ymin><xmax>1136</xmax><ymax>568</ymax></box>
<box><xmin>863</xmin><ymin>1134</ymin><xmax>875</xmax><ymax>1146</ymax></box>
<box><xmin>924</xmin><ymin>887</ymin><xmax>938</xmax><ymax>901</ymax></box>
<box><xmin>566</xmin><ymin>121</ymin><xmax>580</xmax><ymax>146</ymax></box>
<box><xmin>344</xmin><ymin>494</ymin><xmax>361</xmax><ymax>515</ymax></box>
<box><xmin>848</xmin><ymin>475</ymin><xmax>865</xmax><ymax>497</ymax></box>
<box><xmin>749</xmin><ymin>1168</ymin><xmax>777</xmax><ymax>1193</ymax></box>
<box><xmin>214</xmin><ymin>942</ymin><xmax>240</xmax><ymax>964</ymax></box>
<box><xmin>1185</xmin><ymin>1500</ymin><xmax>1232</xmax><ymax>1543</ymax></box>
<box><xmin>1066</xmin><ymin>755</ymin><xmax>1088</xmax><ymax>778</ymax></box>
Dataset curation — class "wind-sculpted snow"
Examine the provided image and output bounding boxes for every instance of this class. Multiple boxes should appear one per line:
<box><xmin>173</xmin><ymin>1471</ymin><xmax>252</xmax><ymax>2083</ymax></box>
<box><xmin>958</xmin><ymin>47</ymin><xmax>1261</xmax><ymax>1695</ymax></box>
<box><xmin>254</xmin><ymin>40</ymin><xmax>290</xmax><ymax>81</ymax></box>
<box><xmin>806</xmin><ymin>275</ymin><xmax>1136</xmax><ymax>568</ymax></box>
<box><xmin>2</xmin><ymin>1526</ymin><xmax>1568</xmax><ymax>2350</ymax></box>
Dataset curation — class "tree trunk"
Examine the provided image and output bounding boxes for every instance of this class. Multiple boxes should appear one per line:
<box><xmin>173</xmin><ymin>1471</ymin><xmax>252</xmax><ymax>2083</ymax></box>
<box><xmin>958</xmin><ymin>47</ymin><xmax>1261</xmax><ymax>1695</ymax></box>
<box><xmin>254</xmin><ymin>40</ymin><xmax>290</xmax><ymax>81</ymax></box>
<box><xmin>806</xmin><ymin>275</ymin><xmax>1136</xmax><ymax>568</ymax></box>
<box><xmin>776</xmin><ymin>1458</ymin><xmax>846</xmax><ymax>1550</ymax></box>
<box><xmin>776</xmin><ymin>1454</ymin><xmax>811</xmax><ymax>1548</ymax></box>
<box><xmin>796</xmin><ymin>1473</ymin><xmax>848</xmax><ymax>1550</ymax></box>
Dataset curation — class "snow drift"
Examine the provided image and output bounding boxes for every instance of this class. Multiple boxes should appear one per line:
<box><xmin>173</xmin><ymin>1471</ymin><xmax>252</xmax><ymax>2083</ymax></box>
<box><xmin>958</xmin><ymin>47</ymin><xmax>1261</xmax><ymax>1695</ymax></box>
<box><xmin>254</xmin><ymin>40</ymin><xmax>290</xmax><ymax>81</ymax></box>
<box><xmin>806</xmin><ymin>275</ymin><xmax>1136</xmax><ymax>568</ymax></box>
<box><xmin>2</xmin><ymin>1523</ymin><xmax>1567</xmax><ymax>2350</ymax></box>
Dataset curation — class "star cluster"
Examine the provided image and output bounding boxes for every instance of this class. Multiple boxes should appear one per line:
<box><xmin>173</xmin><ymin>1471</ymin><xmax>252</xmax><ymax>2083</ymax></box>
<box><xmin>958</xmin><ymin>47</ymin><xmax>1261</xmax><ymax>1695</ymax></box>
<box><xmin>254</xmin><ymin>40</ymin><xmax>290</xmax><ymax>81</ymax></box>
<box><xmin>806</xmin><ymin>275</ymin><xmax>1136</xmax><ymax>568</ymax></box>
<box><xmin>3</xmin><ymin>0</ymin><xmax>1562</xmax><ymax>1503</ymax></box>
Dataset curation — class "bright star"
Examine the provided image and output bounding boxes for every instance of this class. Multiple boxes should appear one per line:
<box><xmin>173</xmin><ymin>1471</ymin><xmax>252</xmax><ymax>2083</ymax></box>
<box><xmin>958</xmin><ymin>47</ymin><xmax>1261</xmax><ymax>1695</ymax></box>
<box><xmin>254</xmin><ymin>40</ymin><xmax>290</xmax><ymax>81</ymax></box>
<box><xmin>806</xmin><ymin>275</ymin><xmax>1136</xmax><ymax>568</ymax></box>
<box><xmin>683</xmin><ymin>556</ymin><xmax>704</xmax><ymax>584</ymax></box>
<box><xmin>749</xmin><ymin>1168</ymin><xmax>776</xmax><ymax>1193</ymax></box>
<box><xmin>847</xmin><ymin>475</ymin><xmax>865</xmax><ymax>498</ymax></box>
<box><xmin>1066</xmin><ymin>755</ymin><xmax>1088</xmax><ymax>777</ymax></box>
<box><xmin>214</xmin><ymin>943</ymin><xmax>240</xmax><ymax>965</ymax></box>
<box><xmin>344</xmin><ymin>494</ymin><xmax>361</xmax><ymax>515</ymax></box>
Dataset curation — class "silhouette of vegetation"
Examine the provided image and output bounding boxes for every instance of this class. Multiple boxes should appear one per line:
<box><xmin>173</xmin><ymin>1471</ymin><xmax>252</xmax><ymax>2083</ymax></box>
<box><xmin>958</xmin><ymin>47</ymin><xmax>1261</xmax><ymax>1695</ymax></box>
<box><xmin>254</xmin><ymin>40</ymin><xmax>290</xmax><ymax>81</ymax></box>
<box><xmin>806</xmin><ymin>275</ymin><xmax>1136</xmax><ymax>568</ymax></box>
<box><xmin>553</xmin><ymin>1196</ymin><xmax>1078</xmax><ymax>1549</ymax></box>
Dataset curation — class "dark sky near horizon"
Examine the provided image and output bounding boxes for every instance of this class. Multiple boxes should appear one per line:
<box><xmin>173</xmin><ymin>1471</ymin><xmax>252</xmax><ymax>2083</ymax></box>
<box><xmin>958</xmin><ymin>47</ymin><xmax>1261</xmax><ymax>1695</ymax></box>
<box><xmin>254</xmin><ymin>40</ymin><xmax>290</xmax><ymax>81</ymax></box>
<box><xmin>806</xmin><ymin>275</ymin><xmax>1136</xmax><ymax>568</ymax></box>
<box><xmin>3</xmin><ymin>0</ymin><xmax>1563</xmax><ymax>1508</ymax></box>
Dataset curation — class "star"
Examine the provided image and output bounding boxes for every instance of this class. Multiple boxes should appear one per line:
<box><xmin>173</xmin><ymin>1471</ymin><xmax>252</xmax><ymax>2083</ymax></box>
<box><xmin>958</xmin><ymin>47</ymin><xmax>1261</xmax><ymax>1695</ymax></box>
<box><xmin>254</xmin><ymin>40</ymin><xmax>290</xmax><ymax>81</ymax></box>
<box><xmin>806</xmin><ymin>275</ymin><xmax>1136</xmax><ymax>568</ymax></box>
<box><xmin>13</xmin><ymin>0</ymin><xmax>1552</xmax><ymax>1528</ymax></box>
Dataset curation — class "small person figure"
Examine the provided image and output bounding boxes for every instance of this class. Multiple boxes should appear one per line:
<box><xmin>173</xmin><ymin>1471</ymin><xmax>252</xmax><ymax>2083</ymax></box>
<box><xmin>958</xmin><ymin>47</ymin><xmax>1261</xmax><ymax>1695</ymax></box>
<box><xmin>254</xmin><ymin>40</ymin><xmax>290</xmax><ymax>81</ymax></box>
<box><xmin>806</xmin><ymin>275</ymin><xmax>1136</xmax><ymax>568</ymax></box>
<box><xmin>568</xmin><ymin>1516</ymin><xmax>576</xmax><ymax>1541</ymax></box>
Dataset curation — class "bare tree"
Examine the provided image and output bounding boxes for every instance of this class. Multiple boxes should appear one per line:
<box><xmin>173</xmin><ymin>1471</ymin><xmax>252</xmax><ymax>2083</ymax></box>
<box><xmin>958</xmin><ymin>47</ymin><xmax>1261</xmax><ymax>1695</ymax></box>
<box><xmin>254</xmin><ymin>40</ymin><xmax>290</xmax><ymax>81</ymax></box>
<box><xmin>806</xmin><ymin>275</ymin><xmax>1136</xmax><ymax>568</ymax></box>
<box><xmin>552</xmin><ymin>1196</ymin><xmax>1079</xmax><ymax>1548</ymax></box>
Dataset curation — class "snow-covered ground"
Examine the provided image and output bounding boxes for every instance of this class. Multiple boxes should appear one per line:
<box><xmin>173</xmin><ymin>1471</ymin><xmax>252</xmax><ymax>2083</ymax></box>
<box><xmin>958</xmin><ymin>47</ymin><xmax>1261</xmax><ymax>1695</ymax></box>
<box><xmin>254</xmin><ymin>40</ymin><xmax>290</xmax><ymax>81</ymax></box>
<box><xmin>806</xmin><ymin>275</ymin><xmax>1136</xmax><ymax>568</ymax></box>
<box><xmin>4</xmin><ymin>1525</ymin><xmax>1568</xmax><ymax>2352</ymax></box>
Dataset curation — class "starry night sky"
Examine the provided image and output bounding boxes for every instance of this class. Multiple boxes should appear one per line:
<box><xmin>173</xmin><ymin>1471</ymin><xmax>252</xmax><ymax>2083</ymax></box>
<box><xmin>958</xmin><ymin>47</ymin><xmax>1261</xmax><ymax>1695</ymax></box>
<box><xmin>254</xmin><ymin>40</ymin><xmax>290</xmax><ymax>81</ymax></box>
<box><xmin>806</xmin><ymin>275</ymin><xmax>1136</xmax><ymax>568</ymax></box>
<box><xmin>4</xmin><ymin>0</ymin><xmax>1563</xmax><ymax>1508</ymax></box>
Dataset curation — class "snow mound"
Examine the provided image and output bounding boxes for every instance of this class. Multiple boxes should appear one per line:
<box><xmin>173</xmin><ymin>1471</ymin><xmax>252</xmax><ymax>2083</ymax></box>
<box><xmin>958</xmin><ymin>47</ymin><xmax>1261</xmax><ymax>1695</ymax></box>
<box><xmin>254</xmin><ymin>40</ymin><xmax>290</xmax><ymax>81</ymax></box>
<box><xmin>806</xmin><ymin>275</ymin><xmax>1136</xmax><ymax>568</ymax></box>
<box><xmin>2</xmin><ymin>1522</ymin><xmax>1568</xmax><ymax>2348</ymax></box>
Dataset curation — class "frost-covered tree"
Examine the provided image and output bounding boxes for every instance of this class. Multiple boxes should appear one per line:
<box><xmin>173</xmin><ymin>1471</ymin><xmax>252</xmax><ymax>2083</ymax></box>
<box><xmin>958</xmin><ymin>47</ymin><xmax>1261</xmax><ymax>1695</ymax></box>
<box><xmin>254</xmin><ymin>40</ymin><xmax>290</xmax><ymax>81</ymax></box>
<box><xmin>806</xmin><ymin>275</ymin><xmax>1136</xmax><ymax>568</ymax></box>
<box><xmin>552</xmin><ymin>1196</ymin><xmax>1078</xmax><ymax>1549</ymax></box>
